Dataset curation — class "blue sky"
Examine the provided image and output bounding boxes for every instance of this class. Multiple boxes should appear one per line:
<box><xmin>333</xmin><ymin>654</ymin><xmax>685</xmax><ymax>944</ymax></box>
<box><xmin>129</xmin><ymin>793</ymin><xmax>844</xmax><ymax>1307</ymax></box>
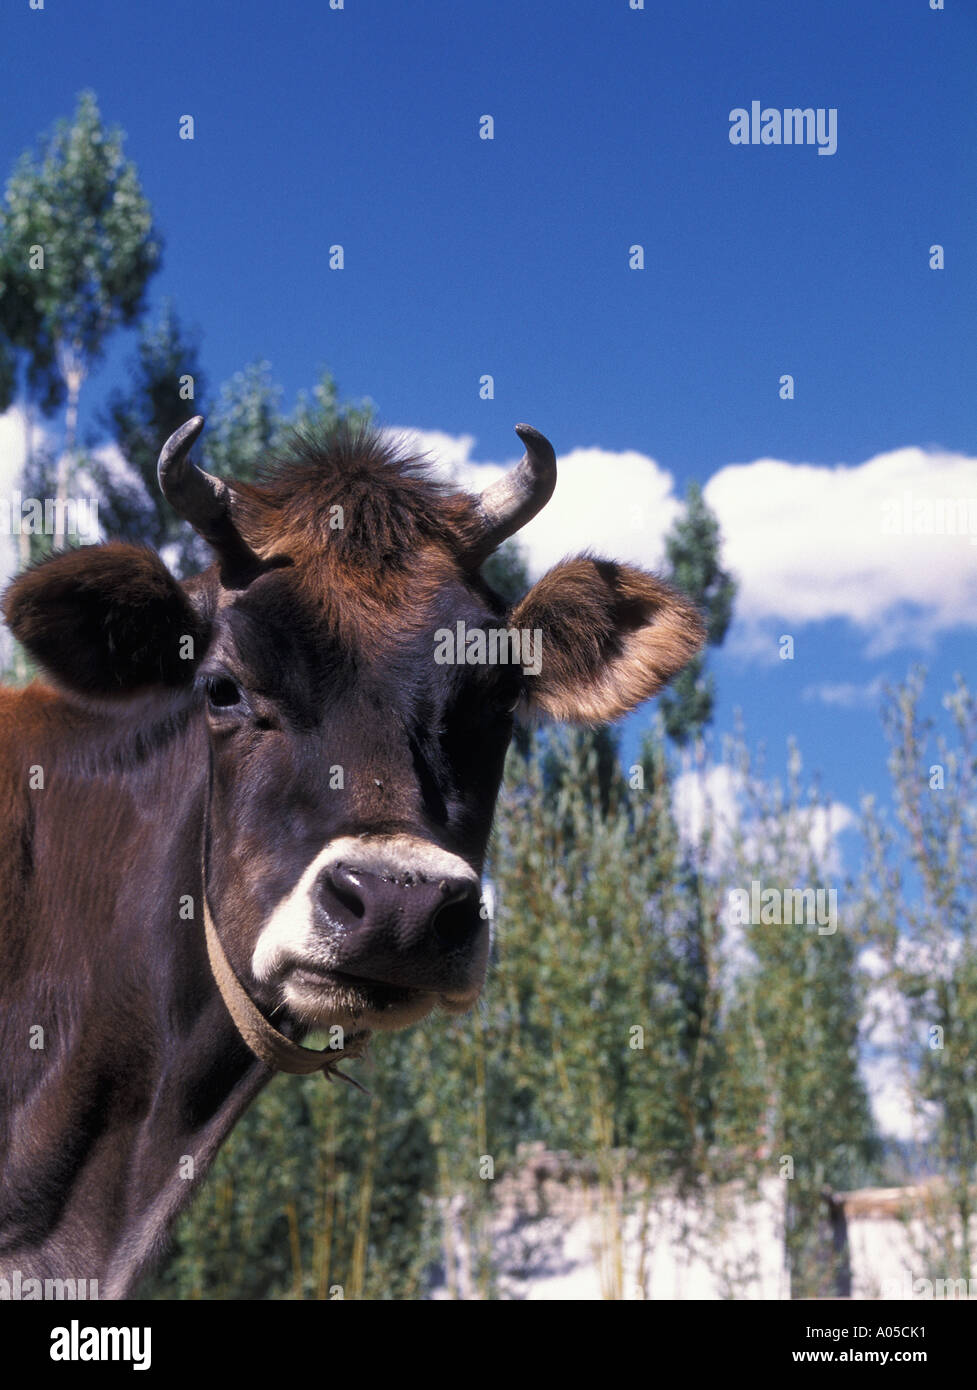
<box><xmin>1</xmin><ymin>0</ymin><xmax>975</xmax><ymax>859</ymax></box>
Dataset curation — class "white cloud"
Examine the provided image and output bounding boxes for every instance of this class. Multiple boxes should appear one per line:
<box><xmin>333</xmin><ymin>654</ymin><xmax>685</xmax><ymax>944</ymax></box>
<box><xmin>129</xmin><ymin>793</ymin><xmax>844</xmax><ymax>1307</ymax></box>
<box><xmin>6</xmin><ymin>414</ymin><xmax>975</xmax><ymax>664</ymax></box>
<box><xmin>0</xmin><ymin>408</ymin><xmax>34</xmax><ymax>671</ymax></box>
<box><xmin>802</xmin><ymin>677</ymin><xmax>887</xmax><ymax>709</ymax></box>
<box><xmin>672</xmin><ymin>761</ymin><xmax>854</xmax><ymax>877</ymax></box>
<box><xmin>0</xmin><ymin>408</ymin><xmax>28</xmax><ymax>483</ymax></box>
<box><xmin>388</xmin><ymin>426</ymin><xmax>479</xmax><ymax>476</ymax></box>
<box><xmin>673</xmin><ymin>762</ymin><xmax>743</xmax><ymax>864</ymax></box>
<box><xmin>0</xmin><ymin>408</ymin><xmax>32</xmax><ymax>608</ymax></box>
<box><xmin>394</xmin><ymin>430</ymin><xmax>977</xmax><ymax>654</ymax></box>
<box><xmin>861</xmin><ymin>1050</ymin><xmax>927</xmax><ymax>1142</ymax></box>
<box><xmin>704</xmin><ymin>447</ymin><xmax>977</xmax><ymax>653</ymax></box>
<box><xmin>390</xmin><ymin>426</ymin><xmax>681</xmax><ymax>576</ymax></box>
<box><xmin>86</xmin><ymin>437</ymin><xmax>132</xmax><ymax>490</ymax></box>
<box><xmin>859</xmin><ymin>974</ymin><xmax>937</xmax><ymax>1141</ymax></box>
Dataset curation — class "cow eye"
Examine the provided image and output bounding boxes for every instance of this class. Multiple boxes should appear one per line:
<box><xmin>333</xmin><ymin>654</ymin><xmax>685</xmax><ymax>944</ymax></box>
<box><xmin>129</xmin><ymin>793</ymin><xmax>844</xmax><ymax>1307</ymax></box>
<box><xmin>206</xmin><ymin>676</ymin><xmax>242</xmax><ymax>709</ymax></box>
<box><xmin>494</xmin><ymin>673</ymin><xmax>523</xmax><ymax>715</ymax></box>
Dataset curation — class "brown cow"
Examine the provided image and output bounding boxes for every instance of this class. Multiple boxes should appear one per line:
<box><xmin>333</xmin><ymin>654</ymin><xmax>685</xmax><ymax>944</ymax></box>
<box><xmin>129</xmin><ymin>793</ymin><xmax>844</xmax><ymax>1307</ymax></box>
<box><xmin>0</xmin><ymin>417</ymin><xmax>704</xmax><ymax>1297</ymax></box>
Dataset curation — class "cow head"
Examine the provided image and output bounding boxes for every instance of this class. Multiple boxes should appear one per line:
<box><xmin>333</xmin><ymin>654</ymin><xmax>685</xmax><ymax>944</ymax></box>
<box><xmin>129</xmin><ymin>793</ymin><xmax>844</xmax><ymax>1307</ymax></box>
<box><xmin>3</xmin><ymin>418</ymin><xmax>705</xmax><ymax>1040</ymax></box>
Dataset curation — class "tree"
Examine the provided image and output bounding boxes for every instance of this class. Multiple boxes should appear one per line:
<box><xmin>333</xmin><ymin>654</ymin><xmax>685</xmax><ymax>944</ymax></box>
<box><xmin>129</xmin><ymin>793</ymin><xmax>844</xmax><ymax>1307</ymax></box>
<box><xmin>163</xmin><ymin>363</ymin><xmax>375</xmax><ymax>575</ymax></box>
<box><xmin>0</xmin><ymin>90</ymin><xmax>161</xmax><ymax>548</ymax></box>
<box><xmin>717</xmin><ymin>737</ymin><xmax>877</xmax><ymax>1296</ymax></box>
<box><xmin>101</xmin><ymin>300</ymin><xmax>207</xmax><ymax>546</ymax></box>
<box><xmin>480</xmin><ymin>540</ymin><xmax>530</xmax><ymax>606</ymax></box>
<box><xmin>859</xmin><ymin>671</ymin><xmax>977</xmax><ymax>1283</ymax></box>
<box><xmin>0</xmin><ymin>226</ymin><xmax>64</xmax><ymax>422</ymax></box>
<box><xmin>291</xmin><ymin>367</ymin><xmax>374</xmax><ymax>439</ymax></box>
<box><xmin>659</xmin><ymin>481</ymin><xmax>736</xmax><ymax>746</ymax></box>
<box><xmin>0</xmin><ymin>338</ymin><xmax>16</xmax><ymax>414</ymax></box>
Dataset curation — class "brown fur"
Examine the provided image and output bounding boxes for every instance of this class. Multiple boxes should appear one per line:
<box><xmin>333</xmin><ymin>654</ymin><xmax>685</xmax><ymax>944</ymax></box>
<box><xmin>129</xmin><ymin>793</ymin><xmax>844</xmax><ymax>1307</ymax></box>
<box><xmin>228</xmin><ymin>425</ymin><xmax>482</xmax><ymax>652</ymax></box>
<box><xmin>0</xmin><ymin>419</ymin><xmax>706</xmax><ymax>1297</ymax></box>
<box><xmin>513</xmin><ymin>556</ymin><xmax>706</xmax><ymax>723</ymax></box>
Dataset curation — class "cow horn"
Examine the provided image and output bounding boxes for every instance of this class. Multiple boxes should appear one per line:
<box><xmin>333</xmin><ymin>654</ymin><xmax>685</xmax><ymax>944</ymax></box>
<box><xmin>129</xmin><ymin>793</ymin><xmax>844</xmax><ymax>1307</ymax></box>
<box><xmin>158</xmin><ymin>417</ymin><xmax>229</xmax><ymax>543</ymax></box>
<box><xmin>158</xmin><ymin>417</ymin><xmax>260</xmax><ymax>586</ymax></box>
<box><xmin>462</xmin><ymin>424</ymin><xmax>557</xmax><ymax>568</ymax></box>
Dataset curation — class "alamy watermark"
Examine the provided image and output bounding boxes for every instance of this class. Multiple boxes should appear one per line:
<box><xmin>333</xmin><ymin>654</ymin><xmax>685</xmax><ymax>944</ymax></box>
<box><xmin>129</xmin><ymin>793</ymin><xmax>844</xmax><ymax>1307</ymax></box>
<box><xmin>878</xmin><ymin>1270</ymin><xmax>977</xmax><ymax>1300</ymax></box>
<box><xmin>434</xmin><ymin>620</ymin><xmax>542</xmax><ymax>676</ymax></box>
<box><xmin>727</xmin><ymin>879</ymin><xmax>838</xmax><ymax>935</ymax></box>
<box><xmin>50</xmin><ymin>1319</ymin><xmax>150</xmax><ymax>1371</ymax></box>
<box><xmin>0</xmin><ymin>492</ymin><xmax>99</xmax><ymax>540</ymax></box>
<box><xmin>729</xmin><ymin>102</ymin><xmax>837</xmax><ymax>156</ymax></box>
<box><xmin>0</xmin><ymin>1267</ymin><xmax>98</xmax><ymax>1299</ymax></box>
<box><xmin>881</xmin><ymin>490</ymin><xmax>977</xmax><ymax>545</ymax></box>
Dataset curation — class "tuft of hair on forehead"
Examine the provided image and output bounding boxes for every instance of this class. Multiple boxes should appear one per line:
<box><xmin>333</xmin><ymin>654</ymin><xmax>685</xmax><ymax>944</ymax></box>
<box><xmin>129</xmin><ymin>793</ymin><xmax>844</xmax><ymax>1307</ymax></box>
<box><xmin>223</xmin><ymin>422</ymin><xmax>486</xmax><ymax>649</ymax></box>
<box><xmin>226</xmin><ymin>421</ymin><xmax>481</xmax><ymax>573</ymax></box>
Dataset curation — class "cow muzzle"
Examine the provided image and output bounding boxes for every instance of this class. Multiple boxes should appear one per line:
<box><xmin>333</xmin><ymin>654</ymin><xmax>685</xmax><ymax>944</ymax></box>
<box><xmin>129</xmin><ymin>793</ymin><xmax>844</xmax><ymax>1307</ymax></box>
<box><xmin>251</xmin><ymin>836</ymin><xmax>489</xmax><ymax>1029</ymax></box>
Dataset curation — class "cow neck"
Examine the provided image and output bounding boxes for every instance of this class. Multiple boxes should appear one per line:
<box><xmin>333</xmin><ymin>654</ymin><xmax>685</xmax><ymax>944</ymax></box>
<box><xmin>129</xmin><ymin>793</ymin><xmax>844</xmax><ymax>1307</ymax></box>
<box><xmin>200</xmin><ymin>744</ymin><xmax>369</xmax><ymax>1092</ymax></box>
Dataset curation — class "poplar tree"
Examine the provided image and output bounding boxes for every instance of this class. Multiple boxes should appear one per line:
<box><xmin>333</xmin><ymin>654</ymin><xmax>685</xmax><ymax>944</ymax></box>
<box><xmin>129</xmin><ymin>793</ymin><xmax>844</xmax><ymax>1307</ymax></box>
<box><xmin>859</xmin><ymin>671</ymin><xmax>977</xmax><ymax>1282</ymax></box>
<box><xmin>101</xmin><ymin>300</ymin><xmax>207</xmax><ymax>546</ymax></box>
<box><xmin>660</xmin><ymin>481</ymin><xmax>736</xmax><ymax>746</ymax></box>
<box><xmin>0</xmin><ymin>90</ymin><xmax>160</xmax><ymax>547</ymax></box>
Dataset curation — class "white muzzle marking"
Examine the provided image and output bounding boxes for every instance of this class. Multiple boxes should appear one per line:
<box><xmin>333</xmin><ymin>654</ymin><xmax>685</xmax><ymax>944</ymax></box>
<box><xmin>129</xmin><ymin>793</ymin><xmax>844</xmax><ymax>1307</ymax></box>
<box><xmin>251</xmin><ymin>834</ymin><xmax>480</xmax><ymax>985</ymax></box>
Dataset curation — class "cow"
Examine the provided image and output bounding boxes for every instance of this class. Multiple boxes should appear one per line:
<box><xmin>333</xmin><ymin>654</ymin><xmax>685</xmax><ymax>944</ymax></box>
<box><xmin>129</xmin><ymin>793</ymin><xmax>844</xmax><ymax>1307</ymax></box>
<box><xmin>0</xmin><ymin>416</ymin><xmax>705</xmax><ymax>1298</ymax></box>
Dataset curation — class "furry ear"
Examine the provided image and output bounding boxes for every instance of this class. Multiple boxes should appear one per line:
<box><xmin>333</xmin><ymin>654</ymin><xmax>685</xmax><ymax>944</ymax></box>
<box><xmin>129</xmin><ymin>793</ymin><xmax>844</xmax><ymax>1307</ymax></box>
<box><xmin>510</xmin><ymin>555</ymin><xmax>705</xmax><ymax>724</ymax></box>
<box><xmin>3</xmin><ymin>543</ymin><xmax>210</xmax><ymax>699</ymax></box>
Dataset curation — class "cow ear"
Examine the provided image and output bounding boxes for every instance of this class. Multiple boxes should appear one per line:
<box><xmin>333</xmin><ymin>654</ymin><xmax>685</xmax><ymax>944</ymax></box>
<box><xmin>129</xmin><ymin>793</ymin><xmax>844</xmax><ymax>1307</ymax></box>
<box><xmin>3</xmin><ymin>543</ymin><xmax>210</xmax><ymax>699</ymax></box>
<box><xmin>509</xmin><ymin>555</ymin><xmax>706</xmax><ymax>724</ymax></box>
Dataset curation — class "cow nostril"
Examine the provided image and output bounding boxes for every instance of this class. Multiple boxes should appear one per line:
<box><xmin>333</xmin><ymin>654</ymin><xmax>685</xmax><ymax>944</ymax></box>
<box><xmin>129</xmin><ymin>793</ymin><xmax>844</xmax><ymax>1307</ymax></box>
<box><xmin>432</xmin><ymin>883</ymin><xmax>482</xmax><ymax>949</ymax></box>
<box><xmin>315</xmin><ymin>862</ymin><xmax>483</xmax><ymax>959</ymax></box>
<box><xmin>319</xmin><ymin>864</ymin><xmax>367</xmax><ymax>928</ymax></box>
<box><xmin>334</xmin><ymin>880</ymin><xmax>366</xmax><ymax>921</ymax></box>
